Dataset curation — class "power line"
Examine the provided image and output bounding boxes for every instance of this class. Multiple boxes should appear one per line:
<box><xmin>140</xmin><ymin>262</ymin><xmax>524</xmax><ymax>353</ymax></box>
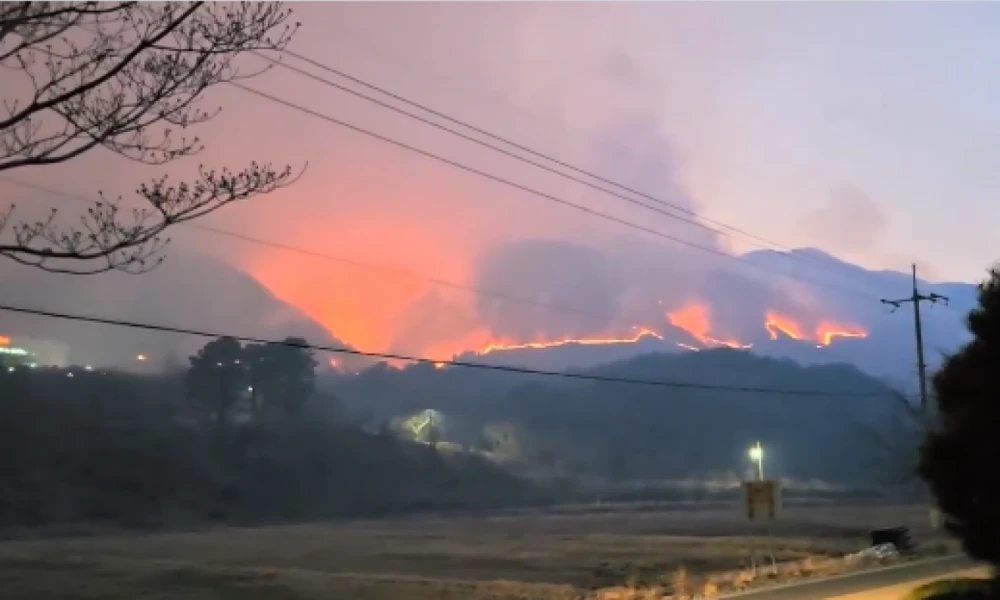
<box><xmin>0</xmin><ymin>177</ymin><xmax>666</xmax><ymax>332</ymax></box>
<box><xmin>273</xmin><ymin>46</ymin><xmax>876</xmax><ymax>295</ymax></box>
<box><xmin>254</xmin><ymin>52</ymin><xmax>746</xmax><ymax>248</ymax></box>
<box><xmin>0</xmin><ymin>28</ymin><xmax>880</xmax><ymax>301</ymax></box>
<box><xmin>2</xmin><ymin>174</ymin><xmax>910</xmax><ymax>387</ymax></box>
<box><xmin>0</xmin><ymin>302</ymin><xmax>891</xmax><ymax>398</ymax></box>
<box><xmin>227</xmin><ymin>81</ymin><xmax>877</xmax><ymax>301</ymax></box>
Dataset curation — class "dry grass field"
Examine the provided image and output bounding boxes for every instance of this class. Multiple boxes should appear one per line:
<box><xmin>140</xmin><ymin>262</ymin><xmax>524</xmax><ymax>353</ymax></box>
<box><xmin>0</xmin><ymin>503</ymin><xmax>958</xmax><ymax>600</ymax></box>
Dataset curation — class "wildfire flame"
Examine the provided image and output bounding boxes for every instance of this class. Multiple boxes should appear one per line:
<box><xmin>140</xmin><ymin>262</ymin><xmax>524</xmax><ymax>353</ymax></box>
<box><xmin>425</xmin><ymin>306</ymin><xmax>865</xmax><ymax>362</ymax></box>
<box><xmin>764</xmin><ymin>313</ymin><xmax>807</xmax><ymax>341</ymax></box>
<box><xmin>479</xmin><ymin>327</ymin><xmax>664</xmax><ymax>355</ymax></box>
<box><xmin>816</xmin><ymin>322</ymin><xmax>868</xmax><ymax>346</ymax></box>
<box><xmin>765</xmin><ymin>311</ymin><xmax>868</xmax><ymax>347</ymax></box>
<box><xmin>666</xmin><ymin>303</ymin><xmax>752</xmax><ymax>350</ymax></box>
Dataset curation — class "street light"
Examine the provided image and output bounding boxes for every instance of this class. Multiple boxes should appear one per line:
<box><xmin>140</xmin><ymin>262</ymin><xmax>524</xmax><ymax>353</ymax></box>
<box><xmin>748</xmin><ymin>441</ymin><xmax>764</xmax><ymax>481</ymax></box>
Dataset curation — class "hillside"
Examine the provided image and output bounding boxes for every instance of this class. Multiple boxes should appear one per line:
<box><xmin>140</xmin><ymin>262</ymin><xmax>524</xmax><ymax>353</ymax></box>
<box><xmin>0</xmin><ymin>254</ymin><xmax>367</xmax><ymax>372</ymax></box>
<box><xmin>326</xmin><ymin>347</ymin><xmax>916</xmax><ymax>488</ymax></box>
<box><xmin>447</xmin><ymin>247</ymin><xmax>975</xmax><ymax>387</ymax></box>
<box><xmin>0</xmin><ymin>246</ymin><xmax>974</xmax><ymax>387</ymax></box>
<box><xmin>0</xmin><ymin>366</ymin><xmax>533</xmax><ymax>529</ymax></box>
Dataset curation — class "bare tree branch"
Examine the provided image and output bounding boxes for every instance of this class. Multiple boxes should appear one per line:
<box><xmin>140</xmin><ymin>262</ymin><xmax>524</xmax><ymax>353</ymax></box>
<box><xmin>0</xmin><ymin>1</ymin><xmax>301</xmax><ymax>274</ymax></box>
<box><xmin>854</xmin><ymin>388</ymin><xmax>933</xmax><ymax>496</ymax></box>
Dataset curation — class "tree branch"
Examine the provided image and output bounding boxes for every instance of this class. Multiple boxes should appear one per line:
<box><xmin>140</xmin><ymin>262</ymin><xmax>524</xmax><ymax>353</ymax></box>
<box><xmin>0</xmin><ymin>2</ymin><xmax>302</xmax><ymax>274</ymax></box>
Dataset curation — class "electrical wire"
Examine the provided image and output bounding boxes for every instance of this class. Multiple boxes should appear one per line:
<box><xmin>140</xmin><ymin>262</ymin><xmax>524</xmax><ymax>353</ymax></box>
<box><xmin>253</xmin><ymin>53</ymin><xmax>746</xmax><ymax>247</ymax></box>
<box><xmin>0</xmin><ymin>302</ymin><xmax>892</xmax><ymax>398</ymax></box>
<box><xmin>272</xmin><ymin>46</ymin><xmax>878</xmax><ymax>296</ymax></box>
<box><xmin>0</xmin><ymin>176</ymin><xmax>674</xmax><ymax>331</ymax></box>
<box><xmin>227</xmin><ymin>81</ymin><xmax>878</xmax><ymax>301</ymax></box>
<box><xmin>0</xmin><ymin>28</ymin><xmax>883</xmax><ymax>301</ymax></box>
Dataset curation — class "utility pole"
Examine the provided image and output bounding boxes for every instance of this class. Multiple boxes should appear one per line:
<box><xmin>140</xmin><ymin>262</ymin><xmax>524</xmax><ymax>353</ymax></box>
<box><xmin>881</xmin><ymin>264</ymin><xmax>948</xmax><ymax>414</ymax></box>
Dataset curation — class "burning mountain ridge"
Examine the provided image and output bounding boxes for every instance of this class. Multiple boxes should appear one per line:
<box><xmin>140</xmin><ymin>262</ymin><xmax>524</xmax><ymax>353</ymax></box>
<box><xmin>457</xmin><ymin>301</ymin><xmax>868</xmax><ymax>361</ymax></box>
<box><xmin>764</xmin><ymin>311</ymin><xmax>868</xmax><ymax>348</ymax></box>
<box><xmin>479</xmin><ymin>327</ymin><xmax>664</xmax><ymax>355</ymax></box>
<box><xmin>666</xmin><ymin>303</ymin><xmax>752</xmax><ymax>350</ymax></box>
<box><xmin>401</xmin><ymin>239</ymin><xmax>893</xmax><ymax>372</ymax></box>
<box><xmin>0</xmin><ymin>236</ymin><xmax>967</xmax><ymax>388</ymax></box>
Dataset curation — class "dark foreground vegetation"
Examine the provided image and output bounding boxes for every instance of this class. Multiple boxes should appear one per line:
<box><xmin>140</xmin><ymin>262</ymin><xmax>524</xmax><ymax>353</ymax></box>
<box><xmin>921</xmin><ymin>266</ymin><xmax>1000</xmax><ymax>587</ymax></box>
<box><xmin>0</xmin><ymin>338</ymin><xmax>533</xmax><ymax>531</ymax></box>
<box><xmin>0</xmin><ymin>335</ymin><xmax>930</xmax><ymax>534</ymax></box>
<box><xmin>0</xmin><ymin>330</ymin><xmax>923</xmax><ymax>532</ymax></box>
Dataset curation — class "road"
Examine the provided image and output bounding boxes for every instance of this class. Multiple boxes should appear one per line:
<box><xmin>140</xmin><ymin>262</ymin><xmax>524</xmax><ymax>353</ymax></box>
<box><xmin>724</xmin><ymin>556</ymin><xmax>988</xmax><ymax>600</ymax></box>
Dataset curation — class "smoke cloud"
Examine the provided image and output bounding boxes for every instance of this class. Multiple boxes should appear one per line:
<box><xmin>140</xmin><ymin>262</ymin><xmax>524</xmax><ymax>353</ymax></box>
<box><xmin>797</xmin><ymin>184</ymin><xmax>889</xmax><ymax>262</ymax></box>
<box><xmin>1</xmin><ymin>3</ymin><xmax>969</xmax><ymax>372</ymax></box>
<box><xmin>473</xmin><ymin>239</ymin><xmax>624</xmax><ymax>340</ymax></box>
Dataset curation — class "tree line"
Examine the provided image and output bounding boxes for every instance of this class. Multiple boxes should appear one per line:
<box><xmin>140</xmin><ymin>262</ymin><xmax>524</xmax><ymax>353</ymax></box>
<box><xmin>183</xmin><ymin>336</ymin><xmax>317</xmax><ymax>425</ymax></box>
<box><xmin>0</xmin><ymin>336</ymin><xmax>535</xmax><ymax>531</ymax></box>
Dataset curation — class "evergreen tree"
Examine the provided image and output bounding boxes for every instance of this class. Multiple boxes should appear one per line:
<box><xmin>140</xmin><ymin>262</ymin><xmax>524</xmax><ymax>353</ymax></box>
<box><xmin>920</xmin><ymin>267</ymin><xmax>1000</xmax><ymax>569</ymax></box>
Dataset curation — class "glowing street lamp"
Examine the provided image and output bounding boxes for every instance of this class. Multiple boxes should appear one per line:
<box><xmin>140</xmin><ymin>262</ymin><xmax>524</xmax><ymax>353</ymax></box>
<box><xmin>748</xmin><ymin>441</ymin><xmax>764</xmax><ymax>481</ymax></box>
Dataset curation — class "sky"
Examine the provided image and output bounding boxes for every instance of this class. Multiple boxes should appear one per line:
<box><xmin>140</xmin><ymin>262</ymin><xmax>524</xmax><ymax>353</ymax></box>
<box><xmin>2</xmin><ymin>2</ymin><xmax>998</xmax><ymax>359</ymax></box>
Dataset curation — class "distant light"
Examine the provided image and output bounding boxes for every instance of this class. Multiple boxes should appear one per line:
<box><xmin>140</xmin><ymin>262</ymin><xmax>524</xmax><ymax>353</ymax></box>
<box><xmin>216</xmin><ymin>362</ymin><xmax>223</xmax><ymax>367</ymax></box>
<box><xmin>247</xmin><ymin>386</ymin><xmax>253</xmax><ymax>392</ymax></box>
<box><xmin>136</xmin><ymin>354</ymin><xmax>148</xmax><ymax>362</ymax></box>
<box><xmin>234</xmin><ymin>359</ymin><xmax>241</xmax><ymax>364</ymax></box>
<box><xmin>67</xmin><ymin>372</ymin><xmax>74</xmax><ymax>378</ymax></box>
<box><xmin>84</xmin><ymin>365</ymin><xmax>93</xmax><ymax>371</ymax></box>
<box><xmin>748</xmin><ymin>445</ymin><xmax>763</xmax><ymax>461</ymax></box>
<box><xmin>0</xmin><ymin>335</ymin><xmax>9</xmax><ymax>345</ymax></box>
<box><xmin>27</xmin><ymin>363</ymin><xmax>36</xmax><ymax>368</ymax></box>
<box><xmin>6</xmin><ymin>366</ymin><xmax>13</xmax><ymax>373</ymax></box>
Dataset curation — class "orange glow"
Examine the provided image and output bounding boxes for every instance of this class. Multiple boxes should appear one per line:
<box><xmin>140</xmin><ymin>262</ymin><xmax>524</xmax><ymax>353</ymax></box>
<box><xmin>816</xmin><ymin>322</ymin><xmax>868</xmax><ymax>346</ymax></box>
<box><xmin>0</xmin><ymin>335</ymin><xmax>8</xmax><ymax>346</ymax></box>
<box><xmin>245</xmin><ymin>213</ymin><xmax>479</xmax><ymax>357</ymax></box>
<box><xmin>433</xmin><ymin>362</ymin><xmax>447</xmax><ymax>369</ymax></box>
<box><xmin>764</xmin><ymin>312</ymin><xmax>807</xmax><ymax>341</ymax></box>
<box><xmin>667</xmin><ymin>303</ymin><xmax>752</xmax><ymax>350</ymax></box>
<box><xmin>766</xmin><ymin>311</ymin><xmax>868</xmax><ymax>347</ymax></box>
<box><xmin>479</xmin><ymin>327</ymin><xmax>664</xmax><ymax>355</ymax></box>
<box><xmin>229</xmin><ymin>148</ymin><xmax>876</xmax><ymax>365</ymax></box>
<box><xmin>421</xmin><ymin>326</ymin><xmax>494</xmax><ymax>363</ymax></box>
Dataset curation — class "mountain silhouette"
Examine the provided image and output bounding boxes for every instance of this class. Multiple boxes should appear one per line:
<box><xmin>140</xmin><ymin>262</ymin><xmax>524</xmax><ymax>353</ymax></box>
<box><xmin>462</xmin><ymin>248</ymin><xmax>975</xmax><ymax>388</ymax></box>
<box><xmin>0</xmin><ymin>253</ymin><xmax>360</xmax><ymax>371</ymax></box>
